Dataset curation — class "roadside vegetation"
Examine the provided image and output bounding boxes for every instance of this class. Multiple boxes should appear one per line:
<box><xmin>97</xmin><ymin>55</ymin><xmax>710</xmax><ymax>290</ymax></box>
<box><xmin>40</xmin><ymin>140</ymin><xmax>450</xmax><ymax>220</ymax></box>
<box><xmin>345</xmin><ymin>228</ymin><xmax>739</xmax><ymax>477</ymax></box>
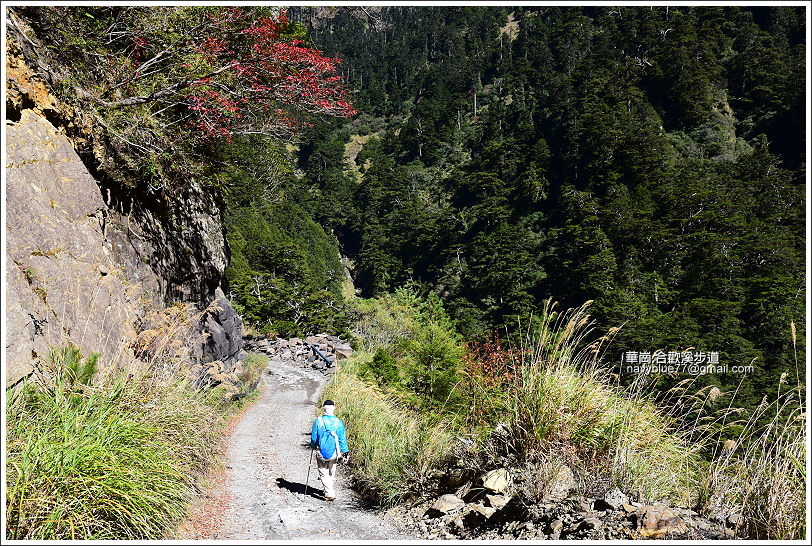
<box><xmin>325</xmin><ymin>290</ymin><xmax>806</xmax><ymax>539</ymax></box>
<box><xmin>6</xmin><ymin>5</ymin><xmax>805</xmax><ymax>541</ymax></box>
<box><xmin>5</xmin><ymin>346</ymin><xmax>266</xmax><ymax>540</ymax></box>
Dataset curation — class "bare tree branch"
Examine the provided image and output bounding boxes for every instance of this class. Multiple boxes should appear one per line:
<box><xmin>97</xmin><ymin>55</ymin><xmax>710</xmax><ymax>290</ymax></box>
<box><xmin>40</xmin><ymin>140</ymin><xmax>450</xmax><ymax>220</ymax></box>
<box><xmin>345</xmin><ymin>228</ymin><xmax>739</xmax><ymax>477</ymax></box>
<box><xmin>97</xmin><ymin>63</ymin><xmax>233</xmax><ymax>107</ymax></box>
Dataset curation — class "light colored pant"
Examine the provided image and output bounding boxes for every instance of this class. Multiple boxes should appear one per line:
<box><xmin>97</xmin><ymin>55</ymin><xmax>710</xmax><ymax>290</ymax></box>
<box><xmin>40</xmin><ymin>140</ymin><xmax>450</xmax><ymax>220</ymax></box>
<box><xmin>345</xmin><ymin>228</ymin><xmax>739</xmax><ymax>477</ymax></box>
<box><xmin>316</xmin><ymin>454</ymin><xmax>338</xmax><ymax>498</ymax></box>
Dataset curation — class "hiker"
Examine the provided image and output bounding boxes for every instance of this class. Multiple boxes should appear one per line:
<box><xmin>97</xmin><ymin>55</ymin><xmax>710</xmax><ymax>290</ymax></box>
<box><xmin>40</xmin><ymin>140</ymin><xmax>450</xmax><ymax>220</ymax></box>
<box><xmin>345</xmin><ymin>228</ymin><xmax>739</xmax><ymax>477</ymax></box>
<box><xmin>310</xmin><ymin>399</ymin><xmax>349</xmax><ymax>501</ymax></box>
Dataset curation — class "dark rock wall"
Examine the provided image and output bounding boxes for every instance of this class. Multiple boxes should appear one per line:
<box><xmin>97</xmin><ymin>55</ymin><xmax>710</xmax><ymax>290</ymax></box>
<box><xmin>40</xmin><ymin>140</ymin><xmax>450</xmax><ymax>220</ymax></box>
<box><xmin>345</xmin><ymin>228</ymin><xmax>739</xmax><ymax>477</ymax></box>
<box><xmin>5</xmin><ymin>25</ymin><xmax>241</xmax><ymax>386</ymax></box>
<box><xmin>198</xmin><ymin>288</ymin><xmax>245</xmax><ymax>371</ymax></box>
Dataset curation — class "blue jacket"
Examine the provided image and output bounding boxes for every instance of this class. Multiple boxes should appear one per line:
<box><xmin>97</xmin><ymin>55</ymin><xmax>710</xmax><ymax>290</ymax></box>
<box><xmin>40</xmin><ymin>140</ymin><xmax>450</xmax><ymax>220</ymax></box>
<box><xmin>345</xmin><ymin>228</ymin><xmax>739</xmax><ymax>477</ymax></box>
<box><xmin>311</xmin><ymin>414</ymin><xmax>348</xmax><ymax>460</ymax></box>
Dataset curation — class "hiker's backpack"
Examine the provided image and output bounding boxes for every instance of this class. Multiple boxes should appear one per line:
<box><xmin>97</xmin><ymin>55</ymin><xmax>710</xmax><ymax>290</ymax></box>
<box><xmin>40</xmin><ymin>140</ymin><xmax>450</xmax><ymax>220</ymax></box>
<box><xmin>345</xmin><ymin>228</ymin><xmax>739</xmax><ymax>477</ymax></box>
<box><xmin>316</xmin><ymin>415</ymin><xmax>343</xmax><ymax>461</ymax></box>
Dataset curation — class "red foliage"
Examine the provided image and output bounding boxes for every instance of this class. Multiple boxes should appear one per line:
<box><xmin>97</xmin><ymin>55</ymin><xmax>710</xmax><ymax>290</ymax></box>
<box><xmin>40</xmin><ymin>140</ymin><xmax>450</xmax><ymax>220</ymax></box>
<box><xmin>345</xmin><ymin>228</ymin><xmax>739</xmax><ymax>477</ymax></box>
<box><xmin>130</xmin><ymin>35</ymin><xmax>148</xmax><ymax>63</ymax></box>
<box><xmin>184</xmin><ymin>8</ymin><xmax>356</xmax><ymax>140</ymax></box>
<box><xmin>464</xmin><ymin>332</ymin><xmax>520</xmax><ymax>390</ymax></box>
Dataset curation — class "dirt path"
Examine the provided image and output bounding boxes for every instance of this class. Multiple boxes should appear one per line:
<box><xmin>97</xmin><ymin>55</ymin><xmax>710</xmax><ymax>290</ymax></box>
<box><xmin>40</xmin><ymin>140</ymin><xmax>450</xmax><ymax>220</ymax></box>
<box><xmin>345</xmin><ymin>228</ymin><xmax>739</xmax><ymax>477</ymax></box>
<box><xmin>183</xmin><ymin>358</ymin><xmax>410</xmax><ymax>540</ymax></box>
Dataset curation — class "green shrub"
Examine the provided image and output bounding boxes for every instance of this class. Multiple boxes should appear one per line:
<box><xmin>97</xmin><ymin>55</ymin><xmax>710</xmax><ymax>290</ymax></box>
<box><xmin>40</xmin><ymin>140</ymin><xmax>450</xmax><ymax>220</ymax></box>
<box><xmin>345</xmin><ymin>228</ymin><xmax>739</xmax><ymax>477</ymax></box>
<box><xmin>370</xmin><ymin>348</ymin><xmax>400</xmax><ymax>386</ymax></box>
<box><xmin>352</xmin><ymin>287</ymin><xmax>465</xmax><ymax>410</ymax></box>
<box><xmin>5</xmin><ymin>348</ymin><xmax>231</xmax><ymax>540</ymax></box>
<box><xmin>271</xmin><ymin>319</ymin><xmax>300</xmax><ymax>338</ymax></box>
<box><xmin>405</xmin><ymin>319</ymin><xmax>464</xmax><ymax>409</ymax></box>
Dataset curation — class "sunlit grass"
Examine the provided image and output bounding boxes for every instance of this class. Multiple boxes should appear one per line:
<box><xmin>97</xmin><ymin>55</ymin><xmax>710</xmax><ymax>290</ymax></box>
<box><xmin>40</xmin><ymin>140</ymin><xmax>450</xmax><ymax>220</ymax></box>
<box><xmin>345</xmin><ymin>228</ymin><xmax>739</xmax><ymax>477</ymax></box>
<box><xmin>338</xmin><ymin>295</ymin><xmax>806</xmax><ymax>539</ymax></box>
<box><xmin>5</xmin><ymin>337</ymin><xmax>259</xmax><ymax>539</ymax></box>
<box><xmin>322</xmin><ymin>357</ymin><xmax>454</xmax><ymax>506</ymax></box>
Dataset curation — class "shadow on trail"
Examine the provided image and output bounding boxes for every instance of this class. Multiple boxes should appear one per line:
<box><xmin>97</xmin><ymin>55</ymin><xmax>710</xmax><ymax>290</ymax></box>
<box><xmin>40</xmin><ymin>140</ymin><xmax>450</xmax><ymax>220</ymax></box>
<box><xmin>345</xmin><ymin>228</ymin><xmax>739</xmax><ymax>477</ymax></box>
<box><xmin>276</xmin><ymin>477</ymin><xmax>322</xmax><ymax>499</ymax></box>
<box><xmin>275</xmin><ymin>477</ymin><xmax>380</xmax><ymax>511</ymax></box>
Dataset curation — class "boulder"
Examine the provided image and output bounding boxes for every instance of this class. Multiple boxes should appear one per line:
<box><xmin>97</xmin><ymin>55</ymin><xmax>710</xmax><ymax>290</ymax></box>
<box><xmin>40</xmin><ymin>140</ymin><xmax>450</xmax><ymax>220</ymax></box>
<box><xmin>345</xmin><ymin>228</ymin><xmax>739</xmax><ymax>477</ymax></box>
<box><xmin>593</xmin><ymin>487</ymin><xmax>628</xmax><ymax>511</ymax></box>
<box><xmin>544</xmin><ymin>465</ymin><xmax>575</xmax><ymax>501</ymax></box>
<box><xmin>485</xmin><ymin>494</ymin><xmax>511</xmax><ymax>510</ymax></box>
<box><xmin>463</xmin><ymin>504</ymin><xmax>496</xmax><ymax>526</ymax></box>
<box><xmin>289</xmin><ymin>337</ymin><xmax>303</xmax><ymax>345</ymax></box>
<box><xmin>578</xmin><ymin>516</ymin><xmax>603</xmax><ymax>531</ymax></box>
<box><xmin>482</xmin><ymin>468</ymin><xmax>512</xmax><ymax>494</ymax></box>
<box><xmin>427</xmin><ymin>494</ymin><xmax>465</xmax><ymax>517</ymax></box>
<box><xmin>200</xmin><ymin>288</ymin><xmax>244</xmax><ymax>370</ymax></box>
<box><xmin>603</xmin><ymin>487</ymin><xmax>628</xmax><ymax>510</ymax></box>
<box><xmin>335</xmin><ymin>347</ymin><xmax>354</xmax><ymax>359</ymax></box>
<box><xmin>636</xmin><ymin>505</ymin><xmax>688</xmax><ymax>538</ymax></box>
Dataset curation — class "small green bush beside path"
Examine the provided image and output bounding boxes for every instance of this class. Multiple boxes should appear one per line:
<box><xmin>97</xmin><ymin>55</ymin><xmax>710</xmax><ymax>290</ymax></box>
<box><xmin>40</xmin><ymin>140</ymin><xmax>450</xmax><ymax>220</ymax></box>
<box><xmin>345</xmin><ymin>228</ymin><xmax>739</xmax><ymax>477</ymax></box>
<box><xmin>5</xmin><ymin>346</ymin><xmax>266</xmax><ymax>540</ymax></box>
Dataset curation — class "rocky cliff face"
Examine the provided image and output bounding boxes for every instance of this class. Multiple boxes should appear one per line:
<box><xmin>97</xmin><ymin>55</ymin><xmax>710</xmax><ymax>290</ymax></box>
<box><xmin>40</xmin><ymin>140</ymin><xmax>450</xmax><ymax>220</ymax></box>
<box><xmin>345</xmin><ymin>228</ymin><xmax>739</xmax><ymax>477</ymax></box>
<box><xmin>5</xmin><ymin>28</ymin><xmax>242</xmax><ymax>387</ymax></box>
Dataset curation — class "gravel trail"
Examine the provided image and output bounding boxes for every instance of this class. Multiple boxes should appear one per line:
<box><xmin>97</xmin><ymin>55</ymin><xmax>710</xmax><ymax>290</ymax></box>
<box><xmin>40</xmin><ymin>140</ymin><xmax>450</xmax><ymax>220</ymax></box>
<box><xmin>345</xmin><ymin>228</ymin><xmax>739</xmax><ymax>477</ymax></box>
<box><xmin>184</xmin><ymin>358</ymin><xmax>410</xmax><ymax>540</ymax></box>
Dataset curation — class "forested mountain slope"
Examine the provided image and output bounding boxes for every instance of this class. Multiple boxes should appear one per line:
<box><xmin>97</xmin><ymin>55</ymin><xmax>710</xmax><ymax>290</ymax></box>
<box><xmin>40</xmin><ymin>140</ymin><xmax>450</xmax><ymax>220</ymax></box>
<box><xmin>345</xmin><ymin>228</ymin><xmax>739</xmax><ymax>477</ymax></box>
<box><xmin>5</xmin><ymin>6</ymin><xmax>806</xmax><ymax>541</ymax></box>
<box><xmin>285</xmin><ymin>5</ymin><xmax>805</xmax><ymax>409</ymax></box>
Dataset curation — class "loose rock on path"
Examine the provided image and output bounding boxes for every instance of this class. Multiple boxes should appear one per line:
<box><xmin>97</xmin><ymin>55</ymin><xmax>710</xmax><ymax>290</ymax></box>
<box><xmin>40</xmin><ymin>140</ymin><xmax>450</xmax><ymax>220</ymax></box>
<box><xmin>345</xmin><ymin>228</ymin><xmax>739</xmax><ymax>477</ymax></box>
<box><xmin>182</xmin><ymin>357</ymin><xmax>410</xmax><ymax>540</ymax></box>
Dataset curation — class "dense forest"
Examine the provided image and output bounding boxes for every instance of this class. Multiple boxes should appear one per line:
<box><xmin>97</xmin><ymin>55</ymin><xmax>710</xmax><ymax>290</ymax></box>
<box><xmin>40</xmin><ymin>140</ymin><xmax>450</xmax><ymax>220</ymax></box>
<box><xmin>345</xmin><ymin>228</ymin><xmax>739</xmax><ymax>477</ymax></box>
<box><xmin>17</xmin><ymin>4</ymin><xmax>803</xmax><ymax>408</ymax></box>
<box><xmin>6</xmin><ymin>5</ymin><xmax>806</xmax><ymax>540</ymax></box>
<box><xmin>237</xmin><ymin>5</ymin><xmax>804</xmax><ymax>409</ymax></box>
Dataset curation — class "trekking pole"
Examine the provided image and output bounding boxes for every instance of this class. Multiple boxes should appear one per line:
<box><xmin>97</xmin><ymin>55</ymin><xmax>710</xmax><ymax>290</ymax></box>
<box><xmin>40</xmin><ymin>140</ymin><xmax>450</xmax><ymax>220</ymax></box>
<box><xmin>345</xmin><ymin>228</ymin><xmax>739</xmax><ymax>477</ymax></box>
<box><xmin>304</xmin><ymin>447</ymin><xmax>315</xmax><ymax>496</ymax></box>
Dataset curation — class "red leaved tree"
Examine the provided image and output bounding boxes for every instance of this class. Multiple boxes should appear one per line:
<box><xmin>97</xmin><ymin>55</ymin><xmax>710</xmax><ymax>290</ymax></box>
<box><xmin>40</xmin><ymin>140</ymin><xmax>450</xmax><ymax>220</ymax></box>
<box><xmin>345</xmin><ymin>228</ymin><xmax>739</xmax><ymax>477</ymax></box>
<box><xmin>96</xmin><ymin>7</ymin><xmax>355</xmax><ymax>140</ymax></box>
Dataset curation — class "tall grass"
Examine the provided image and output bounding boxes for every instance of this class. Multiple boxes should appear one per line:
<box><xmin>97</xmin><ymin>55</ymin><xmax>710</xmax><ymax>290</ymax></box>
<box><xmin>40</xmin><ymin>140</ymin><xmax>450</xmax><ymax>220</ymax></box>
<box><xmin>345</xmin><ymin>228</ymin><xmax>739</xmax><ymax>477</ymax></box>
<box><xmin>5</xmin><ymin>299</ymin><xmax>263</xmax><ymax>540</ymax></box>
<box><xmin>465</xmin><ymin>300</ymin><xmax>806</xmax><ymax>538</ymax></box>
<box><xmin>703</xmin><ymin>377</ymin><xmax>806</xmax><ymax>539</ymax></box>
<box><xmin>322</xmin><ymin>356</ymin><xmax>455</xmax><ymax>506</ymax></box>
<box><xmin>340</xmin><ymin>294</ymin><xmax>806</xmax><ymax>539</ymax></box>
<box><xmin>463</xmin><ymin>300</ymin><xmax>704</xmax><ymax>505</ymax></box>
